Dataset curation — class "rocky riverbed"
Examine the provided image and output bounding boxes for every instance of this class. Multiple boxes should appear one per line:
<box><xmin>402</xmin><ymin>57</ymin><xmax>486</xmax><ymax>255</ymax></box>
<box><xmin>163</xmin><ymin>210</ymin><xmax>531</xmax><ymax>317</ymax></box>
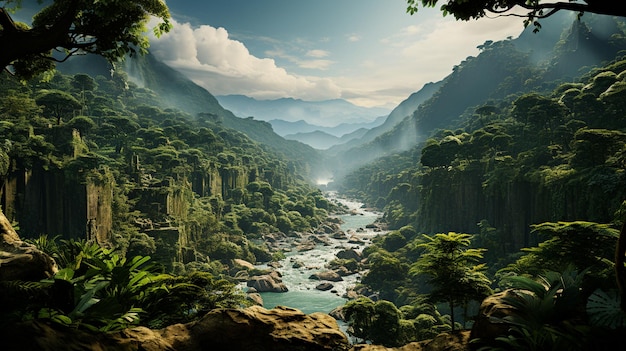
<box><xmin>236</xmin><ymin>193</ymin><xmax>387</xmax><ymax>314</ymax></box>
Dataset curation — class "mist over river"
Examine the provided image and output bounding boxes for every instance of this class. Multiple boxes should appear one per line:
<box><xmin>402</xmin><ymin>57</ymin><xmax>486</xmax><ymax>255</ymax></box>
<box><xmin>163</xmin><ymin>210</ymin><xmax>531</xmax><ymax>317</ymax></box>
<box><xmin>246</xmin><ymin>192</ymin><xmax>387</xmax><ymax>315</ymax></box>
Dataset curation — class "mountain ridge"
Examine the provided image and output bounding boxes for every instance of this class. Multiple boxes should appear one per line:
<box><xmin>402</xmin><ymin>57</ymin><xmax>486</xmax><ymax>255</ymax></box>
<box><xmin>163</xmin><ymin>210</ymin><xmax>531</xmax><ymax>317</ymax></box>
<box><xmin>269</xmin><ymin>116</ymin><xmax>385</xmax><ymax>137</ymax></box>
<box><xmin>325</xmin><ymin>12</ymin><xmax>626</xmax><ymax>181</ymax></box>
<box><xmin>215</xmin><ymin>94</ymin><xmax>390</xmax><ymax>128</ymax></box>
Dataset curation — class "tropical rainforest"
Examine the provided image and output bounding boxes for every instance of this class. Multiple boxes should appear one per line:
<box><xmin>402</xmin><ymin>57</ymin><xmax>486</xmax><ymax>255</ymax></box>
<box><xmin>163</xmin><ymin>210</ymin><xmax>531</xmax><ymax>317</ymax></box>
<box><xmin>1</xmin><ymin>1</ymin><xmax>626</xmax><ymax>350</ymax></box>
<box><xmin>0</xmin><ymin>57</ymin><xmax>338</xmax><ymax>329</ymax></box>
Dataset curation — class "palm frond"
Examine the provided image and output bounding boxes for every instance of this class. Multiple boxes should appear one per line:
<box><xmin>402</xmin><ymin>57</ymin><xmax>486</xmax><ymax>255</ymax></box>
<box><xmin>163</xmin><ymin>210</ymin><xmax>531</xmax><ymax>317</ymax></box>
<box><xmin>587</xmin><ymin>289</ymin><xmax>626</xmax><ymax>329</ymax></box>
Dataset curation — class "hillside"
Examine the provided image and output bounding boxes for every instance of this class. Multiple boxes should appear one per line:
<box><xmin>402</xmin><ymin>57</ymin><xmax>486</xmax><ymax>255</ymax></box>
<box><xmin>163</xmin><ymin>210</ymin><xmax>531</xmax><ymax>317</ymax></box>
<box><xmin>325</xmin><ymin>13</ymin><xmax>626</xmax><ymax>180</ymax></box>
<box><xmin>337</xmin><ymin>12</ymin><xmax>626</xmax><ymax>244</ymax></box>
<box><xmin>58</xmin><ymin>53</ymin><xmax>328</xmax><ymax>182</ymax></box>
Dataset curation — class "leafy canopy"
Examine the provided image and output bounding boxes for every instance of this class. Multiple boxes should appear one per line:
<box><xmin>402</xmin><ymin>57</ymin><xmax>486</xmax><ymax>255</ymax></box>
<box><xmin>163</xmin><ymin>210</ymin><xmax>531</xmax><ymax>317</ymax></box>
<box><xmin>0</xmin><ymin>0</ymin><xmax>171</xmax><ymax>79</ymax></box>
<box><xmin>406</xmin><ymin>0</ymin><xmax>626</xmax><ymax>30</ymax></box>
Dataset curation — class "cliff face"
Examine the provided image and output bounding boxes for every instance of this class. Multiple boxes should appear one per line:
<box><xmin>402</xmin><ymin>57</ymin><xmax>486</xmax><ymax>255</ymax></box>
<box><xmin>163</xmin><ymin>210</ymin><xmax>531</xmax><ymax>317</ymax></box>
<box><xmin>415</xmin><ymin>165</ymin><xmax>625</xmax><ymax>251</ymax></box>
<box><xmin>0</xmin><ymin>167</ymin><xmax>113</xmax><ymax>244</ymax></box>
<box><xmin>0</xmin><ymin>159</ymin><xmax>269</xmax><ymax>268</ymax></box>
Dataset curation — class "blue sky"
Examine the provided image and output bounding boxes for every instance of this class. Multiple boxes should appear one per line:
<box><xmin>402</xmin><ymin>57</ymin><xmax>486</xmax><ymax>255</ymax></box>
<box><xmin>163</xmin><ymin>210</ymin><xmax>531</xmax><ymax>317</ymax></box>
<box><xmin>154</xmin><ymin>1</ymin><xmax>524</xmax><ymax>110</ymax></box>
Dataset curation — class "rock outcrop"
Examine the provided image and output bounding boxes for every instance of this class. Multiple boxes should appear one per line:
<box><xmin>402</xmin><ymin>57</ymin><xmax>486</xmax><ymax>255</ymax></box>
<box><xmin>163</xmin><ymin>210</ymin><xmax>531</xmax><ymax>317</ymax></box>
<box><xmin>350</xmin><ymin>331</ymin><xmax>471</xmax><ymax>351</ymax></box>
<box><xmin>1</xmin><ymin>306</ymin><xmax>351</xmax><ymax>351</ymax></box>
<box><xmin>247</xmin><ymin>271</ymin><xmax>289</xmax><ymax>292</ymax></box>
<box><xmin>0</xmin><ymin>211</ymin><xmax>57</xmax><ymax>281</ymax></box>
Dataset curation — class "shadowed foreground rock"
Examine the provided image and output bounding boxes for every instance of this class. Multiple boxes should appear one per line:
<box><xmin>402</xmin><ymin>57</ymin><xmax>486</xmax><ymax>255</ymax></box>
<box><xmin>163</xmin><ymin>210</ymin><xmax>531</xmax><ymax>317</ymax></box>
<box><xmin>2</xmin><ymin>305</ymin><xmax>351</xmax><ymax>351</ymax></box>
<box><xmin>0</xmin><ymin>211</ymin><xmax>57</xmax><ymax>281</ymax></box>
<box><xmin>351</xmin><ymin>331</ymin><xmax>471</xmax><ymax>351</ymax></box>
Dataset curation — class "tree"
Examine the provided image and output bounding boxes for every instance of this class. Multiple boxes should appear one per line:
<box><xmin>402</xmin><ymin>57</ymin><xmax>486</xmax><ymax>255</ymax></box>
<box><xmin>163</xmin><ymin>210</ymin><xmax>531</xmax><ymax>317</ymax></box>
<box><xmin>0</xmin><ymin>0</ymin><xmax>171</xmax><ymax>79</ymax></box>
<box><xmin>410</xmin><ymin>232</ymin><xmax>492</xmax><ymax>331</ymax></box>
<box><xmin>406</xmin><ymin>0</ymin><xmax>626</xmax><ymax>30</ymax></box>
<box><xmin>361</xmin><ymin>250</ymin><xmax>409</xmax><ymax>301</ymax></box>
<box><xmin>35</xmin><ymin>89</ymin><xmax>82</xmax><ymax>125</ymax></box>
<box><xmin>344</xmin><ymin>297</ymin><xmax>376</xmax><ymax>343</ymax></box>
<box><xmin>506</xmin><ymin>221</ymin><xmax>619</xmax><ymax>281</ymax></box>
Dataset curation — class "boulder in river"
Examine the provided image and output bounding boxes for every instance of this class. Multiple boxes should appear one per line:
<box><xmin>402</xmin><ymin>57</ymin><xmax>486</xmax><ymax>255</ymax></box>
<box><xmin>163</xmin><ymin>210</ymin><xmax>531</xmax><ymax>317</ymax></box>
<box><xmin>247</xmin><ymin>274</ymin><xmax>288</xmax><ymax>293</ymax></box>
<box><xmin>246</xmin><ymin>292</ymin><xmax>264</xmax><ymax>306</ymax></box>
<box><xmin>331</xmin><ymin>232</ymin><xmax>347</xmax><ymax>240</ymax></box>
<box><xmin>296</xmin><ymin>241</ymin><xmax>316</xmax><ymax>252</ymax></box>
<box><xmin>307</xmin><ymin>234</ymin><xmax>331</xmax><ymax>246</ymax></box>
<box><xmin>291</xmin><ymin>259</ymin><xmax>305</xmax><ymax>269</ymax></box>
<box><xmin>336</xmin><ymin>248</ymin><xmax>361</xmax><ymax>261</ymax></box>
<box><xmin>309</xmin><ymin>271</ymin><xmax>343</xmax><ymax>282</ymax></box>
<box><xmin>316</xmin><ymin>282</ymin><xmax>334</xmax><ymax>291</ymax></box>
<box><xmin>347</xmin><ymin>235</ymin><xmax>364</xmax><ymax>244</ymax></box>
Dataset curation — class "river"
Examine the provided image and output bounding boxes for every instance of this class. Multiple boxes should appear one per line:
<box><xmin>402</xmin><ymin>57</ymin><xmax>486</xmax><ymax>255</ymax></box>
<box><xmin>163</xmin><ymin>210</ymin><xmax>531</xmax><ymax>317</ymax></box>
<box><xmin>250</xmin><ymin>192</ymin><xmax>386</xmax><ymax>315</ymax></box>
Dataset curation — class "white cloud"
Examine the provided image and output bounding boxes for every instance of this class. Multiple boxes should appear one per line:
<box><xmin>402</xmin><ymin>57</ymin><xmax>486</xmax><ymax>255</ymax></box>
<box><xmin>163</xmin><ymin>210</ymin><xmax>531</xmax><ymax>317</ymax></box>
<box><xmin>146</xmin><ymin>14</ymin><xmax>525</xmax><ymax>110</ymax></box>
<box><xmin>265</xmin><ymin>48</ymin><xmax>334</xmax><ymax>70</ymax></box>
<box><xmin>333</xmin><ymin>16</ymin><xmax>524</xmax><ymax>108</ymax></box>
<box><xmin>306</xmin><ymin>49</ymin><xmax>330</xmax><ymax>58</ymax></box>
<box><xmin>148</xmin><ymin>19</ymin><xmax>341</xmax><ymax>100</ymax></box>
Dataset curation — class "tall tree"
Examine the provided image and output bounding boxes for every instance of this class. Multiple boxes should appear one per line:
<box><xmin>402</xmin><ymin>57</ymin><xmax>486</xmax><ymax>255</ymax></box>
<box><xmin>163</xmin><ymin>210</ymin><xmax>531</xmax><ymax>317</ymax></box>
<box><xmin>410</xmin><ymin>232</ymin><xmax>492</xmax><ymax>331</ymax></box>
<box><xmin>35</xmin><ymin>90</ymin><xmax>81</xmax><ymax>125</ymax></box>
<box><xmin>0</xmin><ymin>0</ymin><xmax>171</xmax><ymax>79</ymax></box>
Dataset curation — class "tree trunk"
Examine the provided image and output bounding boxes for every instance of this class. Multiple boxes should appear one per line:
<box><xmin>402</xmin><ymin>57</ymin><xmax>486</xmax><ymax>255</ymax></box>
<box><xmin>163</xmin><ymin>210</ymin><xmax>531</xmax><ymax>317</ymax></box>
<box><xmin>449</xmin><ymin>298</ymin><xmax>456</xmax><ymax>332</ymax></box>
<box><xmin>616</xmin><ymin>221</ymin><xmax>626</xmax><ymax>312</ymax></box>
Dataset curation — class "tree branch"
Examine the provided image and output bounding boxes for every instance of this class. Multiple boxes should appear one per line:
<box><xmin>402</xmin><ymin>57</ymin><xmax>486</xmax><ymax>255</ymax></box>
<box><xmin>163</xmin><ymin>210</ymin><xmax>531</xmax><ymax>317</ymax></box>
<box><xmin>0</xmin><ymin>7</ymin><xmax>19</xmax><ymax>33</ymax></box>
<box><xmin>0</xmin><ymin>0</ymin><xmax>81</xmax><ymax>69</ymax></box>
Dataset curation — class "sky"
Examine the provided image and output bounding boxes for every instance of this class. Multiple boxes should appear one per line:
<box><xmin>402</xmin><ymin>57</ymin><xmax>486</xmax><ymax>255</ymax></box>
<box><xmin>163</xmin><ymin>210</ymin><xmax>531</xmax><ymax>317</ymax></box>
<box><xmin>148</xmin><ymin>0</ymin><xmax>527</xmax><ymax>110</ymax></box>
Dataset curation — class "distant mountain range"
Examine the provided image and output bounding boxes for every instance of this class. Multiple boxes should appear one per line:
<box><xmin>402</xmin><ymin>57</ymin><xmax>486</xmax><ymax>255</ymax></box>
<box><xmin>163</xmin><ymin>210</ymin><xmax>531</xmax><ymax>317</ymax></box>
<box><xmin>215</xmin><ymin>95</ymin><xmax>390</xmax><ymax>128</ymax></box>
<box><xmin>267</xmin><ymin>117</ymin><xmax>384</xmax><ymax>149</ymax></box>
<box><xmin>282</xmin><ymin>127</ymin><xmax>372</xmax><ymax>150</ymax></box>
<box><xmin>268</xmin><ymin>117</ymin><xmax>386</xmax><ymax>138</ymax></box>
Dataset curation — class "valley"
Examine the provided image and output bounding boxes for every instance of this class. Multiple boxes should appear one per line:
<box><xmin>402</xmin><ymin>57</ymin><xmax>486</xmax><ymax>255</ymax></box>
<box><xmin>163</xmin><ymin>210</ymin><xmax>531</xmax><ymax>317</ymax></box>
<box><xmin>2</xmin><ymin>3</ymin><xmax>626</xmax><ymax>350</ymax></box>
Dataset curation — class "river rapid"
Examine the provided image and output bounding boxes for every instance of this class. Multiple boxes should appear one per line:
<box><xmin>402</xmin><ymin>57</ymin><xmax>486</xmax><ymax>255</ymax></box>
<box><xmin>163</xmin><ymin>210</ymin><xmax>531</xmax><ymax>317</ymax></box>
<box><xmin>248</xmin><ymin>192</ymin><xmax>387</xmax><ymax>315</ymax></box>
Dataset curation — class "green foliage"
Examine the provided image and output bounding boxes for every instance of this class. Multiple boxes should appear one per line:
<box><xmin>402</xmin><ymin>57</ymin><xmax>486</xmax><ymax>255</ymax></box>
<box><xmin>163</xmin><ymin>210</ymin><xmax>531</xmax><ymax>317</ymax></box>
<box><xmin>344</xmin><ymin>296</ymin><xmax>450</xmax><ymax>346</ymax></box>
<box><xmin>477</xmin><ymin>269</ymin><xmax>623</xmax><ymax>351</ymax></box>
<box><xmin>2</xmin><ymin>237</ymin><xmax>247</xmax><ymax>331</ymax></box>
<box><xmin>586</xmin><ymin>289</ymin><xmax>626</xmax><ymax>329</ymax></box>
<box><xmin>0</xmin><ymin>66</ymin><xmax>335</xmax><ymax>272</ymax></box>
<box><xmin>344</xmin><ymin>297</ymin><xmax>376</xmax><ymax>343</ymax></box>
<box><xmin>35</xmin><ymin>90</ymin><xmax>82</xmax><ymax>125</ymax></box>
<box><xmin>405</xmin><ymin>0</ymin><xmax>626</xmax><ymax>29</ymax></box>
<box><xmin>410</xmin><ymin>232</ymin><xmax>492</xmax><ymax>331</ymax></box>
<box><xmin>504</xmin><ymin>221</ymin><xmax>618</xmax><ymax>283</ymax></box>
<box><xmin>361</xmin><ymin>249</ymin><xmax>409</xmax><ymax>301</ymax></box>
<box><xmin>2</xmin><ymin>0</ymin><xmax>171</xmax><ymax>79</ymax></box>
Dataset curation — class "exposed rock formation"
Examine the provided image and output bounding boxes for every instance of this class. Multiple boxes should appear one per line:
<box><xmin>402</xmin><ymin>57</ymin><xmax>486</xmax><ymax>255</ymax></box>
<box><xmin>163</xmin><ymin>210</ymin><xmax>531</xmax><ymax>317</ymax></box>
<box><xmin>350</xmin><ymin>331</ymin><xmax>470</xmax><ymax>351</ymax></box>
<box><xmin>1</xmin><ymin>306</ymin><xmax>351</xmax><ymax>351</ymax></box>
<box><xmin>469</xmin><ymin>288</ymin><xmax>529</xmax><ymax>348</ymax></box>
<box><xmin>247</xmin><ymin>271</ymin><xmax>288</xmax><ymax>292</ymax></box>
<box><xmin>0</xmin><ymin>211</ymin><xmax>57</xmax><ymax>281</ymax></box>
<box><xmin>337</xmin><ymin>248</ymin><xmax>362</xmax><ymax>261</ymax></box>
<box><xmin>1</xmin><ymin>168</ymin><xmax>113</xmax><ymax>245</ymax></box>
<box><xmin>310</xmin><ymin>270</ymin><xmax>343</xmax><ymax>282</ymax></box>
<box><xmin>316</xmin><ymin>282</ymin><xmax>334</xmax><ymax>291</ymax></box>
